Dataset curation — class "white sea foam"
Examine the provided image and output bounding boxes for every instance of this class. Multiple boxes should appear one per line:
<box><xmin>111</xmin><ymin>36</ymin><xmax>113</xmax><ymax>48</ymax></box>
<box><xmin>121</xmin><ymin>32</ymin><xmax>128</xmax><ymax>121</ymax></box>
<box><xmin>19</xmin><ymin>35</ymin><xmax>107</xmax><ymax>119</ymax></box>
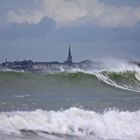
<box><xmin>135</xmin><ymin>72</ymin><xmax>140</xmax><ymax>82</ymax></box>
<box><xmin>94</xmin><ymin>72</ymin><xmax>140</xmax><ymax>93</ymax></box>
<box><xmin>0</xmin><ymin>108</ymin><xmax>140</xmax><ymax>140</ymax></box>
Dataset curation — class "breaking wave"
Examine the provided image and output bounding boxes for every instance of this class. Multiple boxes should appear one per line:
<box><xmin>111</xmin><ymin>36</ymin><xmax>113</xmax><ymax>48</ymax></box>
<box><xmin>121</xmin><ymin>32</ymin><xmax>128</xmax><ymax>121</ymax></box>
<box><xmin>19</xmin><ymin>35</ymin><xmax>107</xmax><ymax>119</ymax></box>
<box><xmin>95</xmin><ymin>71</ymin><xmax>140</xmax><ymax>92</ymax></box>
<box><xmin>0</xmin><ymin>61</ymin><xmax>140</xmax><ymax>93</ymax></box>
<box><xmin>0</xmin><ymin>108</ymin><xmax>140</xmax><ymax>140</ymax></box>
<box><xmin>0</xmin><ymin>71</ymin><xmax>140</xmax><ymax>93</ymax></box>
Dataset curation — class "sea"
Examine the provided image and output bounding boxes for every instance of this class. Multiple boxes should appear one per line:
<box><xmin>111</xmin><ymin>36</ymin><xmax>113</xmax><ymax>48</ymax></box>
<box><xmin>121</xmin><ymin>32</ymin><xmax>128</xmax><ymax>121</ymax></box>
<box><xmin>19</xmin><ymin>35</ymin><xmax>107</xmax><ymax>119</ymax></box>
<box><xmin>0</xmin><ymin>60</ymin><xmax>140</xmax><ymax>140</ymax></box>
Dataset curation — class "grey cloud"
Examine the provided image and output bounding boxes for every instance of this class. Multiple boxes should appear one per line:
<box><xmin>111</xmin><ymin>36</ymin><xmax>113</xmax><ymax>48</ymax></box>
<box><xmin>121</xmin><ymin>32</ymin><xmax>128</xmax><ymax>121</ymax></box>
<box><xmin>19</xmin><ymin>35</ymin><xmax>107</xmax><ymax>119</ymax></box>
<box><xmin>1</xmin><ymin>0</ymin><xmax>140</xmax><ymax>28</ymax></box>
<box><xmin>35</xmin><ymin>0</ymin><xmax>140</xmax><ymax>27</ymax></box>
<box><xmin>0</xmin><ymin>17</ymin><xmax>56</xmax><ymax>41</ymax></box>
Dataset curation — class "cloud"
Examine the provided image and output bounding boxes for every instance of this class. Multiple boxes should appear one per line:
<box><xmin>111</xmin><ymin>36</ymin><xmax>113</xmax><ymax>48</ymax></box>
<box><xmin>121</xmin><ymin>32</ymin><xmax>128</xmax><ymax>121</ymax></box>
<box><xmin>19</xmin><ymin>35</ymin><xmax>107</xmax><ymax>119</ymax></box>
<box><xmin>0</xmin><ymin>16</ymin><xmax>56</xmax><ymax>40</ymax></box>
<box><xmin>40</xmin><ymin>0</ymin><xmax>140</xmax><ymax>28</ymax></box>
<box><xmin>0</xmin><ymin>10</ymin><xmax>43</xmax><ymax>26</ymax></box>
<box><xmin>97</xmin><ymin>6</ymin><xmax>140</xmax><ymax>27</ymax></box>
<box><xmin>1</xmin><ymin>0</ymin><xmax>140</xmax><ymax>28</ymax></box>
<box><xmin>6</xmin><ymin>10</ymin><xmax>43</xmax><ymax>25</ymax></box>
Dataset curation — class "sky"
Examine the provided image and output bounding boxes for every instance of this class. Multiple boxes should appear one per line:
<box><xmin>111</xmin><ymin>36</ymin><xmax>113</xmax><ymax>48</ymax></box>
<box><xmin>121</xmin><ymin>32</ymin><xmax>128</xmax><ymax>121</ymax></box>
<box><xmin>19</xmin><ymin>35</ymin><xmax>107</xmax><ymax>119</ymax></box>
<box><xmin>0</xmin><ymin>0</ymin><xmax>140</xmax><ymax>62</ymax></box>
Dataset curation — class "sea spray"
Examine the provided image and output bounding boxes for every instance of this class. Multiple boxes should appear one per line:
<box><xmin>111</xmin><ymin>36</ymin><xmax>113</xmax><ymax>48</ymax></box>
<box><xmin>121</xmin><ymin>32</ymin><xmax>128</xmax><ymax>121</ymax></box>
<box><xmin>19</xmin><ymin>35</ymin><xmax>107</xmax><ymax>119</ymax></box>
<box><xmin>0</xmin><ymin>108</ymin><xmax>140</xmax><ymax>140</ymax></box>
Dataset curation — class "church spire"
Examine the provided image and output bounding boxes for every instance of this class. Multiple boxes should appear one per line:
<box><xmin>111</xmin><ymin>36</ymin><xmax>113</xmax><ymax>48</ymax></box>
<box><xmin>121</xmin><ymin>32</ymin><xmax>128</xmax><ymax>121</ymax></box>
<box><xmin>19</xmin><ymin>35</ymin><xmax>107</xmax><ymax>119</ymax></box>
<box><xmin>68</xmin><ymin>45</ymin><xmax>72</xmax><ymax>60</ymax></box>
<box><xmin>66</xmin><ymin>45</ymin><xmax>72</xmax><ymax>65</ymax></box>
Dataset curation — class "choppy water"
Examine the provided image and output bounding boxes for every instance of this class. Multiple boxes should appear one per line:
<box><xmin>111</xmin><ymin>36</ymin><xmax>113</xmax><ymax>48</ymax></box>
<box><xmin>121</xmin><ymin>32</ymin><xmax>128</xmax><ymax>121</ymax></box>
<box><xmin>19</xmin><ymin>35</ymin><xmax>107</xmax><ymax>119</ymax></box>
<box><xmin>0</xmin><ymin>61</ymin><xmax>140</xmax><ymax>140</ymax></box>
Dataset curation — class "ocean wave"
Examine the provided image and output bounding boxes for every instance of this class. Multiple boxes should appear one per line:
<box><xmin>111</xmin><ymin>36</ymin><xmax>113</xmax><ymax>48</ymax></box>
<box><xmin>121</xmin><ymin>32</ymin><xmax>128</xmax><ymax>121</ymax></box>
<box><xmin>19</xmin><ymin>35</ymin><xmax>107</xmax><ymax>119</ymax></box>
<box><xmin>0</xmin><ymin>107</ymin><xmax>140</xmax><ymax>140</ymax></box>
<box><xmin>0</xmin><ymin>59</ymin><xmax>140</xmax><ymax>93</ymax></box>
<box><xmin>97</xmin><ymin>71</ymin><xmax>140</xmax><ymax>92</ymax></box>
<box><xmin>0</xmin><ymin>69</ymin><xmax>140</xmax><ymax>93</ymax></box>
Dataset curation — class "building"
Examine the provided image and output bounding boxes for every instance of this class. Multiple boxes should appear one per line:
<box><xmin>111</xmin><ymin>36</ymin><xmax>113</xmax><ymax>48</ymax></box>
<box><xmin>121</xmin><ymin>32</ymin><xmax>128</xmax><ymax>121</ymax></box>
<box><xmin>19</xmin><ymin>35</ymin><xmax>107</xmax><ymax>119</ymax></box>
<box><xmin>32</xmin><ymin>62</ymin><xmax>48</xmax><ymax>70</ymax></box>
<box><xmin>2</xmin><ymin>60</ymin><xmax>33</xmax><ymax>70</ymax></box>
<box><xmin>1</xmin><ymin>45</ymin><xmax>74</xmax><ymax>71</ymax></box>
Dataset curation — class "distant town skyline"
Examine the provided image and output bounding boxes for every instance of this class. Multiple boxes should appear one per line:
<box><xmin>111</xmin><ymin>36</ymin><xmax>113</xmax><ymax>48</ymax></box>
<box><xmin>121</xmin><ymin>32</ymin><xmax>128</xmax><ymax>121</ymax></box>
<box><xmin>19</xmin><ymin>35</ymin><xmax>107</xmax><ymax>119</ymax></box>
<box><xmin>0</xmin><ymin>0</ymin><xmax>140</xmax><ymax>62</ymax></box>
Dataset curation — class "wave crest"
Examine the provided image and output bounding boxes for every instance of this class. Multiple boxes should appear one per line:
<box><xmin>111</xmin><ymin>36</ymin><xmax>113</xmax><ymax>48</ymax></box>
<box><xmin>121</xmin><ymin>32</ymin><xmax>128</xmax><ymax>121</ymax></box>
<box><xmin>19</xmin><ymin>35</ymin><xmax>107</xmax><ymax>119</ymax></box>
<box><xmin>97</xmin><ymin>71</ymin><xmax>140</xmax><ymax>92</ymax></box>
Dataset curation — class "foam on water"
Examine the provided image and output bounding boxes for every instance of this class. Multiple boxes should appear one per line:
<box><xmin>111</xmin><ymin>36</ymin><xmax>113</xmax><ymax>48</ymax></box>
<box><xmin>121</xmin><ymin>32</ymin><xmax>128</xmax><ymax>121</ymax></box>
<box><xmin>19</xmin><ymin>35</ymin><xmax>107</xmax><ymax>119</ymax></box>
<box><xmin>94</xmin><ymin>72</ymin><xmax>140</xmax><ymax>92</ymax></box>
<box><xmin>135</xmin><ymin>72</ymin><xmax>140</xmax><ymax>82</ymax></box>
<box><xmin>0</xmin><ymin>107</ymin><xmax>140</xmax><ymax>140</ymax></box>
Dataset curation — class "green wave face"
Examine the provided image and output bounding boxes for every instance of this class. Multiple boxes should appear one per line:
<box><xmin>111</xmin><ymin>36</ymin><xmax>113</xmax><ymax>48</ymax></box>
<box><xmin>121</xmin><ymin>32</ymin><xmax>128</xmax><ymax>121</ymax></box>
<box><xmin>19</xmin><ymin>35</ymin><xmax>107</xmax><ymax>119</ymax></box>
<box><xmin>0</xmin><ymin>71</ymin><xmax>101</xmax><ymax>91</ymax></box>
<box><xmin>103</xmin><ymin>71</ymin><xmax>136</xmax><ymax>81</ymax></box>
<box><xmin>0</xmin><ymin>71</ymin><xmax>140</xmax><ymax>92</ymax></box>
